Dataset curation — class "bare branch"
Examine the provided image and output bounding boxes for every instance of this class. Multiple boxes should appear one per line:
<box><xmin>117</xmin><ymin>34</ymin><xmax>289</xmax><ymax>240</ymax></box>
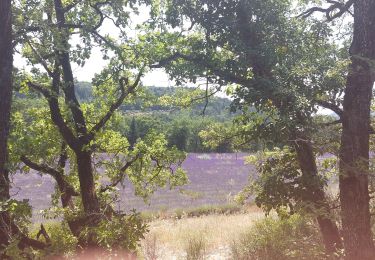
<box><xmin>298</xmin><ymin>0</ymin><xmax>355</xmax><ymax>21</ymax></box>
<box><xmin>26</xmin><ymin>40</ymin><xmax>55</xmax><ymax>78</ymax></box>
<box><xmin>316</xmin><ymin>100</ymin><xmax>344</xmax><ymax>118</ymax></box>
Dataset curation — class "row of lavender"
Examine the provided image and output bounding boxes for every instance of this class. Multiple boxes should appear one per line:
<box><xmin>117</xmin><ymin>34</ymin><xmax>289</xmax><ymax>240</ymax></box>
<box><xmin>11</xmin><ymin>153</ymin><xmax>255</xmax><ymax>221</ymax></box>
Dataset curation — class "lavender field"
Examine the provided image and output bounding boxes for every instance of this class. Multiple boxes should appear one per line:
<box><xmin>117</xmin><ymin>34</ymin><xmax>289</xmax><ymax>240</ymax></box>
<box><xmin>10</xmin><ymin>153</ymin><xmax>255</xmax><ymax>221</ymax></box>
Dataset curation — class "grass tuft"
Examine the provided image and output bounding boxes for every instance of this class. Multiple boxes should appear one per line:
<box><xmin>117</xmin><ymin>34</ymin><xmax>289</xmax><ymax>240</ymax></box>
<box><xmin>185</xmin><ymin>235</ymin><xmax>207</xmax><ymax>260</ymax></box>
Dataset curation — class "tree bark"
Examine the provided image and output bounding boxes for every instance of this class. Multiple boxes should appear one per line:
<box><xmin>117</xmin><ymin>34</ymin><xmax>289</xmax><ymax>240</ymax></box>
<box><xmin>0</xmin><ymin>0</ymin><xmax>13</xmax><ymax>249</ymax></box>
<box><xmin>339</xmin><ymin>1</ymin><xmax>375</xmax><ymax>259</ymax></box>
<box><xmin>293</xmin><ymin>136</ymin><xmax>342</xmax><ymax>254</ymax></box>
<box><xmin>76</xmin><ymin>151</ymin><xmax>100</xmax><ymax>213</ymax></box>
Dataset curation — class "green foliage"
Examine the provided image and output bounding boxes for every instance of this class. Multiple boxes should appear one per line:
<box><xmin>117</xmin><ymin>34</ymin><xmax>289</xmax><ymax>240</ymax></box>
<box><xmin>230</xmin><ymin>215</ymin><xmax>326</xmax><ymax>260</ymax></box>
<box><xmin>3</xmin><ymin>238</ymin><xmax>32</xmax><ymax>260</ymax></box>
<box><xmin>184</xmin><ymin>204</ymin><xmax>242</xmax><ymax>218</ymax></box>
<box><xmin>168</xmin><ymin>122</ymin><xmax>190</xmax><ymax>151</ymax></box>
<box><xmin>145</xmin><ymin>0</ymin><xmax>348</xmax><ymax>147</ymax></box>
<box><xmin>81</xmin><ymin>212</ymin><xmax>148</xmax><ymax>252</ymax></box>
<box><xmin>128</xmin><ymin>117</ymin><xmax>139</xmax><ymax>148</ymax></box>
<box><xmin>37</xmin><ymin>223</ymin><xmax>78</xmax><ymax>258</ymax></box>
<box><xmin>0</xmin><ymin>199</ymin><xmax>32</xmax><ymax>232</ymax></box>
<box><xmin>140</xmin><ymin>204</ymin><xmax>243</xmax><ymax>221</ymax></box>
<box><xmin>237</xmin><ymin>148</ymin><xmax>328</xmax><ymax>216</ymax></box>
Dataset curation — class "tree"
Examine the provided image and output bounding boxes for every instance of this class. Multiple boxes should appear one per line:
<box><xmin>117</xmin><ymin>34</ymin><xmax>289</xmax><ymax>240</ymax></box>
<box><xmin>1</xmin><ymin>1</ymin><xmax>48</xmax><ymax>253</ymax></box>
<box><xmin>168</xmin><ymin>123</ymin><xmax>190</xmax><ymax>151</ymax></box>
<box><xmin>11</xmin><ymin>0</ymin><xmax>187</xmax><ymax>249</ymax></box>
<box><xmin>128</xmin><ymin>117</ymin><xmax>139</xmax><ymax>149</ymax></box>
<box><xmin>300</xmin><ymin>1</ymin><xmax>375</xmax><ymax>258</ymax></box>
<box><xmin>145</xmin><ymin>0</ymin><xmax>346</xmax><ymax>253</ymax></box>
<box><xmin>0</xmin><ymin>0</ymin><xmax>14</xmax><ymax>249</ymax></box>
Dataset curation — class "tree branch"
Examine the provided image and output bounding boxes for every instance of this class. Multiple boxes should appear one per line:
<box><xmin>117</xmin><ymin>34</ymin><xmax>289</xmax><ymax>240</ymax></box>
<box><xmin>100</xmin><ymin>154</ymin><xmax>141</xmax><ymax>192</ymax></box>
<box><xmin>36</xmin><ymin>224</ymin><xmax>51</xmax><ymax>245</ymax></box>
<box><xmin>298</xmin><ymin>0</ymin><xmax>355</xmax><ymax>21</ymax></box>
<box><xmin>316</xmin><ymin>100</ymin><xmax>344</xmax><ymax>118</ymax></box>
<box><xmin>27</xmin><ymin>82</ymin><xmax>79</xmax><ymax>150</ymax></box>
<box><xmin>150</xmin><ymin>52</ymin><xmax>252</xmax><ymax>86</ymax></box>
<box><xmin>20</xmin><ymin>155</ymin><xmax>78</xmax><ymax>197</ymax></box>
<box><xmin>87</xmin><ymin>71</ymin><xmax>143</xmax><ymax>142</ymax></box>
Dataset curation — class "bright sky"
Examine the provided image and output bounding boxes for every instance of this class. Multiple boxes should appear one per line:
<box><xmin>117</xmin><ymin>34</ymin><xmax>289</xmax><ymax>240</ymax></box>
<box><xmin>14</xmin><ymin>5</ymin><xmax>175</xmax><ymax>88</ymax></box>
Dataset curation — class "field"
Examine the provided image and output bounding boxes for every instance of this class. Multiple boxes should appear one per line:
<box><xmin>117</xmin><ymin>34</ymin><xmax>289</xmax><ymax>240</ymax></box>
<box><xmin>141</xmin><ymin>207</ymin><xmax>264</xmax><ymax>259</ymax></box>
<box><xmin>10</xmin><ymin>153</ymin><xmax>256</xmax><ymax>221</ymax></box>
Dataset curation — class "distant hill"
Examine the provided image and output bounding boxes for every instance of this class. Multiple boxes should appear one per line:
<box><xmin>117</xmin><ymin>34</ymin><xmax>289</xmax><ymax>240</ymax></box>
<box><xmin>75</xmin><ymin>82</ymin><xmax>234</xmax><ymax>119</ymax></box>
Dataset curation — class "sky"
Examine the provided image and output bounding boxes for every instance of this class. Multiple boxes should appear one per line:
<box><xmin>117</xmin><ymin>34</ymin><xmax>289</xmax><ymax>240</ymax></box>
<box><xmin>14</xmin><ymin>5</ymin><xmax>176</xmax><ymax>88</ymax></box>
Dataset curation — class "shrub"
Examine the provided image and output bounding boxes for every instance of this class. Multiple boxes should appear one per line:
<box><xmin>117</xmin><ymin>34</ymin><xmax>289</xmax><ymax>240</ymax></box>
<box><xmin>185</xmin><ymin>204</ymin><xmax>242</xmax><ymax>218</ymax></box>
<box><xmin>2</xmin><ymin>222</ymin><xmax>78</xmax><ymax>259</ymax></box>
<box><xmin>80</xmin><ymin>211</ymin><xmax>148</xmax><ymax>253</ymax></box>
<box><xmin>42</xmin><ymin>222</ymin><xmax>78</xmax><ymax>257</ymax></box>
<box><xmin>230</xmin><ymin>214</ymin><xmax>326</xmax><ymax>260</ymax></box>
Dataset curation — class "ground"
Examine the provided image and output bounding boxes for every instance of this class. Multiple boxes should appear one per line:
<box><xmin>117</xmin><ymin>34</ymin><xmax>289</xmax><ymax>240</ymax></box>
<box><xmin>140</xmin><ymin>206</ymin><xmax>264</xmax><ymax>259</ymax></box>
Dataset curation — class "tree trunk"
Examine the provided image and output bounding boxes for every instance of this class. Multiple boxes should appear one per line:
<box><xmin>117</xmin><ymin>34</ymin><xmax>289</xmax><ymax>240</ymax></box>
<box><xmin>0</xmin><ymin>0</ymin><xmax>13</xmax><ymax>249</ymax></box>
<box><xmin>76</xmin><ymin>151</ymin><xmax>100</xmax><ymax>214</ymax></box>
<box><xmin>293</xmin><ymin>137</ymin><xmax>342</xmax><ymax>254</ymax></box>
<box><xmin>339</xmin><ymin>1</ymin><xmax>375</xmax><ymax>259</ymax></box>
<box><xmin>53</xmin><ymin>0</ymin><xmax>101</xmax><ymax>216</ymax></box>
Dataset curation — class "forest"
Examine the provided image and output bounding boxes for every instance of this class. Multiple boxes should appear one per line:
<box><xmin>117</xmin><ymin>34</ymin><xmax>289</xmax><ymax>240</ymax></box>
<box><xmin>0</xmin><ymin>0</ymin><xmax>374</xmax><ymax>259</ymax></box>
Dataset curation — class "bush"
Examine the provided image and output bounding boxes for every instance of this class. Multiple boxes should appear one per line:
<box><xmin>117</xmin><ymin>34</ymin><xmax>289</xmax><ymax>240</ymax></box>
<box><xmin>230</xmin><ymin>214</ymin><xmax>326</xmax><ymax>260</ymax></box>
<box><xmin>185</xmin><ymin>204</ymin><xmax>242</xmax><ymax>218</ymax></box>
<box><xmin>3</xmin><ymin>222</ymin><xmax>78</xmax><ymax>259</ymax></box>
<box><xmin>42</xmin><ymin>222</ymin><xmax>78</xmax><ymax>257</ymax></box>
<box><xmin>140</xmin><ymin>204</ymin><xmax>243</xmax><ymax>221</ymax></box>
<box><xmin>80</xmin><ymin>211</ymin><xmax>148</xmax><ymax>252</ymax></box>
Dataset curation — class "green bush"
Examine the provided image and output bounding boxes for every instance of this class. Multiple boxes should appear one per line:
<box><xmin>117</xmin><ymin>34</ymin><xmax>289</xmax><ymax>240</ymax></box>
<box><xmin>80</xmin><ymin>211</ymin><xmax>148</xmax><ymax>252</ymax></box>
<box><xmin>140</xmin><ymin>204</ymin><xmax>243</xmax><ymax>221</ymax></box>
<box><xmin>185</xmin><ymin>204</ymin><xmax>242</xmax><ymax>218</ymax></box>
<box><xmin>230</xmin><ymin>214</ymin><xmax>326</xmax><ymax>260</ymax></box>
<box><xmin>2</xmin><ymin>222</ymin><xmax>78</xmax><ymax>259</ymax></box>
<box><xmin>42</xmin><ymin>222</ymin><xmax>78</xmax><ymax>258</ymax></box>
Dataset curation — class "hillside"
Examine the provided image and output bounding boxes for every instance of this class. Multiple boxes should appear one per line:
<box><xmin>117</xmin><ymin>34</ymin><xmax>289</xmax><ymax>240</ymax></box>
<box><xmin>75</xmin><ymin>82</ymin><xmax>234</xmax><ymax>120</ymax></box>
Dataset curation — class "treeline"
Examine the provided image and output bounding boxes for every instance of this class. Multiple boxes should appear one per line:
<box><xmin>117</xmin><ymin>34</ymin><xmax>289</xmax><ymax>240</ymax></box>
<box><xmin>20</xmin><ymin>82</ymin><xmax>243</xmax><ymax>153</ymax></box>
<box><xmin>75</xmin><ymin>82</ymin><xmax>243</xmax><ymax>153</ymax></box>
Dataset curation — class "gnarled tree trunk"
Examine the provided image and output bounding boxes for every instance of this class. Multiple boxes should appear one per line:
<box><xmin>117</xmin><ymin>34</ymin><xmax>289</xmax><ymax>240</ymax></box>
<box><xmin>293</xmin><ymin>136</ymin><xmax>342</xmax><ymax>254</ymax></box>
<box><xmin>338</xmin><ymin>1</ymin><xmax>375</xmax><ymax>259</ymax></box>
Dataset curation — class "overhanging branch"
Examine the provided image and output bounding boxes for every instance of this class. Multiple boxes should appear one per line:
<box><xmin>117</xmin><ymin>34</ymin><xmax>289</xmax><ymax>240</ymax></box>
<box><xmin>298</xmin><ymin>0</ymin><xmax>355</xmax><ymax>21</ymax></box>
<box><xmin>20</xmin><ymin>155</ymin><xmax>79</xmax><ymax>197</ymax></box>
<box><xmin>316</xmin><ymin>100</ymin><xmax>344</xmax><ymax>119</ymax></box>
<box><xmin>150</xmin><ymin>52</ymin><xmax>252</xmax><ymax>86</ymax></box>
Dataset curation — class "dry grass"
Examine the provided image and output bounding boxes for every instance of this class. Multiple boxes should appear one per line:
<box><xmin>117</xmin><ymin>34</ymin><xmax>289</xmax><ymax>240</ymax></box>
<box><xmin>140</xmin><ymin>206</ymin><xmax>264</xmax><ymax>259</ymax></box>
